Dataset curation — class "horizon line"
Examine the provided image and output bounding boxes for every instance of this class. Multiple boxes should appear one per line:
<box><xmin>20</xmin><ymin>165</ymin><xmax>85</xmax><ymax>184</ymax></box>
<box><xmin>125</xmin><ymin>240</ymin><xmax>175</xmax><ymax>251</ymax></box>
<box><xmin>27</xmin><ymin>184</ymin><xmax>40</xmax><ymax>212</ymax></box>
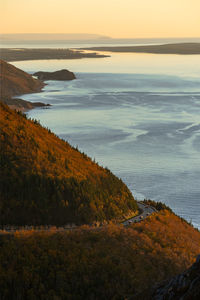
<box><xmin>1</xmin><ymin>33</ymin><xmax>200</xmax><ymax>39</ymax></box>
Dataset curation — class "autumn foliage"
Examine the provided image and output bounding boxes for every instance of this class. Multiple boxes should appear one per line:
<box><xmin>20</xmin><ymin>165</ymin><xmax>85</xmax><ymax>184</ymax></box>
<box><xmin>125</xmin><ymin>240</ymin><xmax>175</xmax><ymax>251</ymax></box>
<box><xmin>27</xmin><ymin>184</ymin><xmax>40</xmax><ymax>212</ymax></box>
<box><xmin>0</xmin><ymin>210</ymin><xmax>200</xmax><ymax>299</ymax></box>
<box><xmin>0</xmin><ymin>102</ymin><xmax>137</xmax><ymax>225</ymax></box>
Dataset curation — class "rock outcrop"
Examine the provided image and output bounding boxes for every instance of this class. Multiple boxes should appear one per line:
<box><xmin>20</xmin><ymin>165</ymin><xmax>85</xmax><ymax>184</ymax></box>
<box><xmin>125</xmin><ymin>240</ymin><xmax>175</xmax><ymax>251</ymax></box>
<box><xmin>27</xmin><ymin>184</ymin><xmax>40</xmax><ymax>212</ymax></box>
<box><xmin>151</xmin><ymin>255</ymin><xmax>200</xmax><ymax>300</ymax></box>
<box><xmin>2</xmin><ymin>97</ymin><xmax>50</xmax><ymax>111</ymax></box>
<box><xmin>33</xmin><ymin>69</ymin><xmax>76</xmax><ymax>81</ymax></box>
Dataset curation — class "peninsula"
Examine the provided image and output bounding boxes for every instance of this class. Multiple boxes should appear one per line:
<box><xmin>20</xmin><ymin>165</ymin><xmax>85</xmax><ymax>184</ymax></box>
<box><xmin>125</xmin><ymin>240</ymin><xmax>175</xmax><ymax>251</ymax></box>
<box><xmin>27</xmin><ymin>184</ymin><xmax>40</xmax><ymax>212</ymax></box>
<box><xmin>81</xmin><ymin>42</ymin><xmax>200</xmax><ymax>55</ymax></box>
<box><xmin>0</xmin><ymin>60</ymin><xmax>78</xmax><ymax>110</ymax></box>
<box><xmin>0</xmin><ymin>60</ymin><xmax>48</xmax><ymax>111</ymax></box>
<box><xmin>0</xmin><ymin>48</ymin><xmax>109</xmax><ymax>62</ymax></box>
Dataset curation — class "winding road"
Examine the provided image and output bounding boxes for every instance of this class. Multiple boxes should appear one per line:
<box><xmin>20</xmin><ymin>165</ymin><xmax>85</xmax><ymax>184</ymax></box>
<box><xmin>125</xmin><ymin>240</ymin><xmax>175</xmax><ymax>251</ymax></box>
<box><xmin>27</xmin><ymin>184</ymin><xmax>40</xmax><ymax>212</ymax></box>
<box><xmin>0</xmin><ymin>202</ymin><xmax>157</xmax><ymax>233</ymax></box>
<box><xmin>123</xmin><ymin>202</ymin><xmax>157</xmax><ymax>226</ymax></box>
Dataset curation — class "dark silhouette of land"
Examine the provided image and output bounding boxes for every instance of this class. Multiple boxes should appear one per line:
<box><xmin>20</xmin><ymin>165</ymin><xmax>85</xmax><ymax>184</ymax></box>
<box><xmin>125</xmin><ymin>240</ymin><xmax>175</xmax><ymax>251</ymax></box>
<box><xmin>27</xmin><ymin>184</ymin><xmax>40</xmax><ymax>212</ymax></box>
<box><xmin>0</xmin><ymin>60</ymin><xmax>49</xmax><ymax>110</ymax></box>
<box><xmin>0</xmin><ymin>60</ymin><xmax>78</xmax><ymax>110</ymax></box>
<box><xmin>81</xmin><ymin>43</ymin><xmax>200</xmax><ymax>55</ymax></box>
<box><xmin>0</xmin><ymin>59</ymin><xmax>44</xmax><ymax>98</ymax></box>
<box><xmin>33</xmin><ymin>69</ymin><xmax>76</xmax><ymax>81</ymax></box>
<box><xmin>0</xmin><ymin>48</ymin><xmax>109</xmax><ymax>62</ymax></box>
<box><xmin>151</xmin><ymin>255</ymin><xmax>200</xmax><ymax>299</ymax></box>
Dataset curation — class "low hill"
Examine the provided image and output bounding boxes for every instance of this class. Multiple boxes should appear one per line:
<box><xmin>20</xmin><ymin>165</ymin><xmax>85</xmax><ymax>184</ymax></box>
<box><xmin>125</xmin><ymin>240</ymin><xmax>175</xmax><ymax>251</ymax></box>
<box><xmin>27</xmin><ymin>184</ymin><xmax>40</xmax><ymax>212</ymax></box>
<box><xmin>0</xmin><ymin>102</ymin><xmax>137</xmax><ymax>225</ymax></box>
<box><xmin>0</xmin><ymin>60</ymin><xmax>44</xmax><ymax>98</ymax></box>
<box><xmin>0</xmin><ymin>210</ymin><xmax>200</xmax><ymax>299</ymax></box>
<box><xmin>82</xmin><ymin>42</ymin><xmax>200</xmax><ymax>55</ymax></box>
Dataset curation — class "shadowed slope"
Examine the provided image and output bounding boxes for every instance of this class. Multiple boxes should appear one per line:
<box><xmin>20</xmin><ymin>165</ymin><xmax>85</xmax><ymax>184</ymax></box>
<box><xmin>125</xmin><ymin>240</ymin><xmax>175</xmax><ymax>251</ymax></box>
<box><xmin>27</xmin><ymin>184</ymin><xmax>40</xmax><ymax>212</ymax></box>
<box><xmin>151</xmin><ymin>254</ymin><xmax>200</xmax><ymax>300</ymax></box>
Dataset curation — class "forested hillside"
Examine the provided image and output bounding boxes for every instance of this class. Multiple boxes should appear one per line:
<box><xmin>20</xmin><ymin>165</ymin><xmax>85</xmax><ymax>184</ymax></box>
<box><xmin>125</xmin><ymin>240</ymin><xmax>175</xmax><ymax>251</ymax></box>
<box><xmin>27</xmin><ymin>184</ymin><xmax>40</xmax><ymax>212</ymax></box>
<box><xmin>0</xmin><ymin>210</ymin><xmax>200</xmax><ymax>299</ymax></box>
<box><xmin>0</xmin><ymin>102</ymin><xmax>137</xmax><ymax>225</ymax></box>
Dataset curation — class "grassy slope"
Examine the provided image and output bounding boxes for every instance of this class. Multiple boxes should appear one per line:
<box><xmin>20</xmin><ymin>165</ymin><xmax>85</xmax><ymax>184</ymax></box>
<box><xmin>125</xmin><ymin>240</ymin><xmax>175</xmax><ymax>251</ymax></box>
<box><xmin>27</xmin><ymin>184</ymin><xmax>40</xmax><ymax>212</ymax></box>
<box><xmin>0</xmin><ymin>210</ymin><xmax>200</xmax><ymax>299</ymax></box>
<box><xmin>0</xmin><ymin>102</ymin><xmax>137</xmax><ymax>225</ymax></box>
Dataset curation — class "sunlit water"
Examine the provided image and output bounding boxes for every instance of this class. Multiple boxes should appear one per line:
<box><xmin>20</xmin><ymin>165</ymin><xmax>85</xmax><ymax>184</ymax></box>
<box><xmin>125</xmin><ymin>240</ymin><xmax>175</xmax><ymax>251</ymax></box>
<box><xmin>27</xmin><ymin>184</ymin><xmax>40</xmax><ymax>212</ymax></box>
<box><xmin>13</xmin><ymin>52</ymin><xmax>200</xmax><ymax>229</ymax></box>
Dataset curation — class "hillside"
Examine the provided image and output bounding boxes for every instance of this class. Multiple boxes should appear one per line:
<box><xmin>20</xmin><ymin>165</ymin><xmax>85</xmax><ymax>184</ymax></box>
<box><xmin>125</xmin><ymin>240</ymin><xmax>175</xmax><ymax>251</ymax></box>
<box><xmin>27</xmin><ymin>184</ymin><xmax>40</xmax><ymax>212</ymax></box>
<box><xmin>0</xmin><ymin>210</ymin><xmax>200</xmax><ymax>299</ymax></box>
<box><xmin>0</xmin><ymin>59</ymin><xmax>44</xmax><ymax>99</ymax></box>
<box><xmin>0</xmin><ymin>102</ymin><xmax>137</xmax><ymax>225</ymax></box>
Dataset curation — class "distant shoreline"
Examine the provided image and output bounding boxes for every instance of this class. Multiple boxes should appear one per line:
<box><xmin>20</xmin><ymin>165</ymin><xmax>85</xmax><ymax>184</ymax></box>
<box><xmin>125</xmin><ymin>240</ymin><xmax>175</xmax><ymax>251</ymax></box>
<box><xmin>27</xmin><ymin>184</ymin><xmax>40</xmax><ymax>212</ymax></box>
<box><xmin>80</xmin><ymin>43</ymin><xmax>200</xmax><ymax>55</ymax></box>
<box><xmin>0</xmin><ymin>48</ymin><xmax>110</xmax><ymax>62</ymax></box>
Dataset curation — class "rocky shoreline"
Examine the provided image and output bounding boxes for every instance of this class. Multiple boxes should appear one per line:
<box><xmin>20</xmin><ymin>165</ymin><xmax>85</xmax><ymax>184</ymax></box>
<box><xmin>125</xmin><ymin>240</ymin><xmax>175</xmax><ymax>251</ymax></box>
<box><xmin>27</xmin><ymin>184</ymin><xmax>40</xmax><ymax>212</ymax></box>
<box><xmin>2</xmin><ymin>97</ymin><xmax>51</xmax><ymax>112</ymax></box>
<box><xmin>151</xmin><ymin>255</ymin><xmax>200</xmax><ymax>299</ymax></box>
<box><xmin>0</xmin><ymin>60</ymin><xmax>77</xmax><ymax>111</ymax></box>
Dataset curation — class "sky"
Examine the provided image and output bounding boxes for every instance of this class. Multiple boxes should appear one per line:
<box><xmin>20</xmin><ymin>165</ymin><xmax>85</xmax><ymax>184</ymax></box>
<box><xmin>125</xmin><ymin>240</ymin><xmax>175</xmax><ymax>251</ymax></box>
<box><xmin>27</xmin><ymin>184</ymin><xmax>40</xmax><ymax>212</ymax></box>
<box><xmin>1</xmin><ymin>0</ymin><xmax>200</xmax><ymax>38</ymax></box>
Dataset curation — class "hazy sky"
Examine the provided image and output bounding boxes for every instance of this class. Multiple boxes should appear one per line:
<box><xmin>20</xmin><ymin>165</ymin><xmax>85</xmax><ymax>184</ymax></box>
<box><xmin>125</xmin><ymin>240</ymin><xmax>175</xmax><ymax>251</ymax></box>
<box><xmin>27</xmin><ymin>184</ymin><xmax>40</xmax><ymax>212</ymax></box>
<box><xmin>1</xmin><ymin>0</ymin><xmax>200</xmax><ymax>38</ymax></box>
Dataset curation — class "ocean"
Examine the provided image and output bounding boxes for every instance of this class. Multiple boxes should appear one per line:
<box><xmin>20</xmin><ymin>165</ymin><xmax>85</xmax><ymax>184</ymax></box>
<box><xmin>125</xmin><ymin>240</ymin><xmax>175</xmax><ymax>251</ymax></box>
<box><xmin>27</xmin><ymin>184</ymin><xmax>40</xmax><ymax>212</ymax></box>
<box><xmin>10</xmin><ymin>44</ymin><xmax>200</xmax><ymax>229</ymax></box>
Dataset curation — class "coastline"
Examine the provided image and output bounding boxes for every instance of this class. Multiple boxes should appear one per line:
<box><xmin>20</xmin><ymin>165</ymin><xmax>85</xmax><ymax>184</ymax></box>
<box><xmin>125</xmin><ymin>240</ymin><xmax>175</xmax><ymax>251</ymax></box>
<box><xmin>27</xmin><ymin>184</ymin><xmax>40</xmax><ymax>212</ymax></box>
<box><xmin>80</xmin><ymin>42</ymin><xmax>200</xmax><ymax>55</ymax></box>
<box><xmin>0</xmin><ymin>48</ymin><xmax>110</xmax><ymax>62</ymax></box>
<box><xmin>2</xmin><ymin>97</ymin><xmax>51</xmax><ymax>112</ymax></box>
<box><xmin>0</xmin><ymin>59</ymin><xmax>48</xmax><ymax>111</ymax></box>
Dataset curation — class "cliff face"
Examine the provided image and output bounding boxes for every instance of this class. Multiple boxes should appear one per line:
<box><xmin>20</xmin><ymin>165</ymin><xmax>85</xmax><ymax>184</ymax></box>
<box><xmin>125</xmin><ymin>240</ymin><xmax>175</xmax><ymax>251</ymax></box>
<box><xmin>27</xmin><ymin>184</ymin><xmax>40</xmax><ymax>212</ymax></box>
<box><xmin>0</xmin><ymin>59</ymin><xmax>44</xmax><ymax>98</ymax></box>
<box><xmin>0</xmin><ymin>102</ymin><xmax>137</xmax><ymax>225</ymax></box>
<box><xmin>151</xmin><ymin>255</ymin><xmax>200</xmax><ymax>300</ymax></box>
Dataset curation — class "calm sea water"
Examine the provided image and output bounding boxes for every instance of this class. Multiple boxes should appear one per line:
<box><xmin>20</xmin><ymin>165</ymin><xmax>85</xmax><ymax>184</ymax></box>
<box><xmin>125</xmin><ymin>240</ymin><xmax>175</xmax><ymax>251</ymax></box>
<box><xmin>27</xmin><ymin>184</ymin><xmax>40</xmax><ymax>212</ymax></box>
<box><xmin>13</xmin><ymin>51</ymin><xmax>200</xmax><ymax>229</ymax></box>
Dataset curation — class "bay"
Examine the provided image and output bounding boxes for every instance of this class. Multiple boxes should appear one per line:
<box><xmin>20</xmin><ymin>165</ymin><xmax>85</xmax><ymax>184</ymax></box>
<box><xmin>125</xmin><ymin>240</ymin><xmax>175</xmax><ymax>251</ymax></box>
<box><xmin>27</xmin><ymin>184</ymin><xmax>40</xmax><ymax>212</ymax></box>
<box><xmin>13</xmin><ymin>51</ymin><xmax>200</xmax><ymax>229</ymax></box>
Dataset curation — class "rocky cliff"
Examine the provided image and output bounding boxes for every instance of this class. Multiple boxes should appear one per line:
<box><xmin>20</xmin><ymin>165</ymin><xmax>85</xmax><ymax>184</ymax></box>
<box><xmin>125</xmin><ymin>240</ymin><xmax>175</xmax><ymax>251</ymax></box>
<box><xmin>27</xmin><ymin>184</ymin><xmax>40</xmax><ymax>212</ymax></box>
<box><xmin>151</xmin><ymin>255</ymin><xmax>200</xmax><ymax>299</ymax></box>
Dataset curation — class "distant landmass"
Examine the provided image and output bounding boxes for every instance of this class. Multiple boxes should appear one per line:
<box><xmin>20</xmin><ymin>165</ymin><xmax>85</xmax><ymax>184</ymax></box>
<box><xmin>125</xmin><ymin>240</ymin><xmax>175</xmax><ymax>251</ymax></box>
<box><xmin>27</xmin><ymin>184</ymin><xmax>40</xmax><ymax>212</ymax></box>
<box><xmin>0</xmin><ymin>33</ymin><xmax>111</xmax><ymax>41</ymax></box>
<box><xmin>82</xmin><ymin>42</ymin><xmax>200</xmax><ymax>55</ymax></box>
<box><xmin>1</xmin><ymin>35</ymin><xmax>199</xmax><ymax>43</ymax></box>
<box><xmin>0</xmin><ymin>48</ymin><xmax>109</xmax><ymax>62</ymax></box>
